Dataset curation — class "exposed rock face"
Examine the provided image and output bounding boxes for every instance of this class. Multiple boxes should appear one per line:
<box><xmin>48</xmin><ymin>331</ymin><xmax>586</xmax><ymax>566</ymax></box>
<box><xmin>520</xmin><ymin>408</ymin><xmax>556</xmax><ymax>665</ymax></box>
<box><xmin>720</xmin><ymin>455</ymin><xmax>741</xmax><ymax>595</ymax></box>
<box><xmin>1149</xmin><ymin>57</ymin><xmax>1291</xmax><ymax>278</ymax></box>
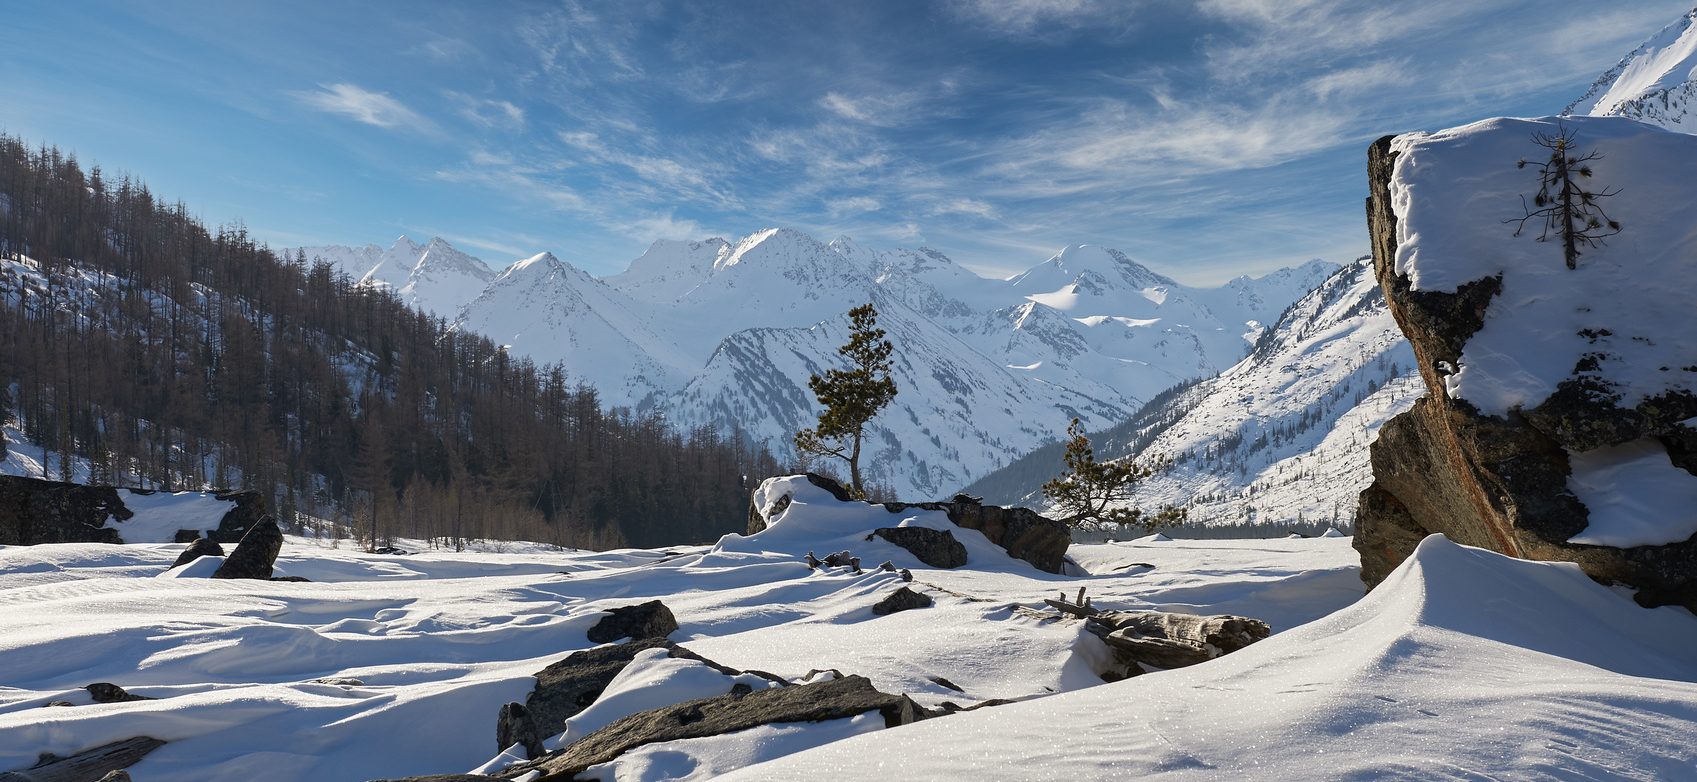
<box><xmin>0</xmin><ymin>737</ymin><xmax>165</xmax><ymax>782</ymax></box>
<box><xmin>508</xmin><ymin>675</ymin><xmax>924</xmax><ymax>781</ymax></box>
<box><xmin>524</xmin><ymin>638</ymin><xmax>725</xmax><ymax>743</ymax></box>
<box><xmin>211</xmin><ymin>517</ymin><xmax>283</xmax><ymax>580</ymax></box>
<box><xmin>0</xmin><ymin>476</ymin><xmax>126</xmax><ymax>545</ymax></box>
<box><xmin>883</xmin><ymin>495</ymin><xmax>1071</xmax><ymax>574</ymax></box>
<box><xmin>85</xmin><ymin>683</ymin><xmax>153</xmax><ymax>704</ymax></box>
<box><xmin>496</xmin><ymin>702</ymin><xmax>545</xmax><ymax>760</ymax></box>
<box><xmin>170</xmin><ymin>538</ymin><xmax>226</xmax><ymax>570</ymax></box>
<box><xmin>1085</xmin><ymin>611</ymin><xmax>1270</xmax><ymax>677</ymax></box>
<box><xmin>870</xmin><ymin>527</ymin><xmax>967</xmax><ymax>568</ymax></box>
<box><xmin>0</xmin><ymin>476</ymin><xmax>269</xmax><ymax>546</ymax></box>
<box><xmin>585</xmin><ymin>600</ymin><xmax>678</xmax><ymax>644</ymax></box>
<box><xmin>871</xmin><ymin>586</ymin><xmax>933</xmax><ymax>615</ymax></box>
<box><xmin>1355</xmin><ymin>136</ymin><xmax>1697</xmax><ymax>610</ymax></box>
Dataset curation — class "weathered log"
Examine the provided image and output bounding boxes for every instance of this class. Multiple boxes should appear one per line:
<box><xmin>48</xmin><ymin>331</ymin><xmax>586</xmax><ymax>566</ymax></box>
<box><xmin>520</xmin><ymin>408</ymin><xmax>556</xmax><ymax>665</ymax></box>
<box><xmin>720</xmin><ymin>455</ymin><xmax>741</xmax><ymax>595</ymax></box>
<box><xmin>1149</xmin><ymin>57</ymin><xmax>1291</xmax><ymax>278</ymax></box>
<box><xmin>0</xmin><ymin>737</ymin><xmax>165</xmax><ymax>782</ymax></box>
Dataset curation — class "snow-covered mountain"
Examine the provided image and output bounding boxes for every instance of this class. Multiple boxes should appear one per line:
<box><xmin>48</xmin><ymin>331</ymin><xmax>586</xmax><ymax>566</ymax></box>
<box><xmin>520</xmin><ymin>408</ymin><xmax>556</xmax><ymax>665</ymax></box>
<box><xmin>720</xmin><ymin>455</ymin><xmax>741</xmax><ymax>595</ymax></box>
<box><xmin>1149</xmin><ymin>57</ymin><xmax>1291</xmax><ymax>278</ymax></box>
<box><xmin>304</xmin><ymin>229</ymin><xmax>1336</xmax><ymax>499</ymax></box>
<box><xmin>966</xmin><ymin>258</ymin><xmax>1419</xmax><ymax>529</ymax></box>
<box><xmin>1567</xmin><ymin>6</ymin><xmax>1697</xmax><ymax>132</ymax></box>
<box><xmin>294</xmin><ymin>236</ymin><xmax>496</xmax><ymax>317</ymax></box>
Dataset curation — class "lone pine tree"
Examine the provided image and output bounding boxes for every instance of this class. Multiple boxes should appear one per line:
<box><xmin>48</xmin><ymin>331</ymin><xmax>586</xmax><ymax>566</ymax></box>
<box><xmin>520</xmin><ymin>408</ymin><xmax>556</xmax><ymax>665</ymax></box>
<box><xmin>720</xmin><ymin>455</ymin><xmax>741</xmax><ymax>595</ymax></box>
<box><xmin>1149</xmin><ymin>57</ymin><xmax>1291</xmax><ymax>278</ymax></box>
<box><xmin>794</xmin><ymin>303</ymin><xmax>897</xmax><ymax>498</ymax></box>
<box><xmin>1506</xmin><ymin>125</ymin><xmax>1622</xmax><ymax>269</ymax></box>
<box><xmin>1042</xmin><ymin>418</ymin><xmax>1186</xmax><ymax>532</ymax></box>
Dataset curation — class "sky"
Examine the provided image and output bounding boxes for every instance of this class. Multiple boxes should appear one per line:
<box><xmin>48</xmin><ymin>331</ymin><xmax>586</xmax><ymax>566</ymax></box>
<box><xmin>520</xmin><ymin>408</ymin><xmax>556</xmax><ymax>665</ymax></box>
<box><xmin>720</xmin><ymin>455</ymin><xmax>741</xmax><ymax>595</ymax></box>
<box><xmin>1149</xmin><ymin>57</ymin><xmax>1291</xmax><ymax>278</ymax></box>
<box><xmin>2</xmin><ymin>0</ymin><xmax>1690</xmax><ymax>284</ymax></box>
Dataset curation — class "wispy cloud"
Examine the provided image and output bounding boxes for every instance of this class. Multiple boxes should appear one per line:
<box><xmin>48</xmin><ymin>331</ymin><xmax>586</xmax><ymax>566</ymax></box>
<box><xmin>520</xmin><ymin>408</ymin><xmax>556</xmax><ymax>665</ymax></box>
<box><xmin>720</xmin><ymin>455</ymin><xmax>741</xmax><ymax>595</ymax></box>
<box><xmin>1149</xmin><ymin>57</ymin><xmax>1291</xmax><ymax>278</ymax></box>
<box><xmin>289</xmin><ymin>83</ymin><xmax>430</xmax><ymax>131</ymax></box>
<box><xmin>946</xmin><ymin>0</ymin><xmax>1128</xmax><ymax>37</ymax></box>
<box><xmin>448</xmin><ymin>91</ymin><xmax>527</xmax><ymax>130</ymax></box>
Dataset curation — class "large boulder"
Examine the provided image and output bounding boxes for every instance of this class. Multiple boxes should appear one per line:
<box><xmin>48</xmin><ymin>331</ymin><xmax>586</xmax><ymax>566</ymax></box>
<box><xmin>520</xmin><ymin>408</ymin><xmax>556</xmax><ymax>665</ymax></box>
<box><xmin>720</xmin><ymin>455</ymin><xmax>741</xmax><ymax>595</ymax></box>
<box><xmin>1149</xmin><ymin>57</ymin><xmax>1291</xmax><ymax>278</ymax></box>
<box><xmin>212</xmin><ymin>517</ymin><xmax>283</xmax><ymax>580</ymax></box>
<box><xmin>870</xmin><ymin>527</ymin><xmax>967</xmax><ymax>568</ymax></box>
<box><xmin>519</xmin><ymin>637</ymin><xmax>763</xmax><ymax>745</ymax></box>
<box><xmin>1356</xmin><ymin>130</ymin><xmax>1697</xmax><ymax>610</ymax></box>
<box><xmin>746</xmin><ymin>472</ymin><xmax>853</xmax><ymax>534</ymax></box>
<box><xmin>170</xmin><ymin>538</ymin><xmax>226</xmax><ymax>570</ymax></box>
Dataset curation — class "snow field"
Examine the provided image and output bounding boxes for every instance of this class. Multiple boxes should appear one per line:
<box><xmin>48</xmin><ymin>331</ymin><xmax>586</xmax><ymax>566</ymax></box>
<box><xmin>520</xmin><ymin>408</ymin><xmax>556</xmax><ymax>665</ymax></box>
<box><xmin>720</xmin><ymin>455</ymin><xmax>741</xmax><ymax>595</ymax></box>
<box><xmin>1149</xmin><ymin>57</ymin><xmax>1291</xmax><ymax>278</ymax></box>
<box><xmin>0</xmin><ymin>478</ymin><xmax>1364</xmax><ymax>781</ymax></box>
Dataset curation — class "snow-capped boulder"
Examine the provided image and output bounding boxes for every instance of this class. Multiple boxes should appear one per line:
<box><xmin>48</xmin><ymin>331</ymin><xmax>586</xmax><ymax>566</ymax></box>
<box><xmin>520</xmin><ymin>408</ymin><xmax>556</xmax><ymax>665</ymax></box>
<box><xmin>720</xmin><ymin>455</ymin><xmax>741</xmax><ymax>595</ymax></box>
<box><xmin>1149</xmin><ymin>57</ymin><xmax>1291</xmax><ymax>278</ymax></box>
<box><xmin>1356</xmin><ymin>119</ymin><xmax>1697</xmax><ymax>610</ymax></box>
<box><xmin>168</xmin><ymin>538</ymin><xmax>225</xmax><ymax>570</ymax></box>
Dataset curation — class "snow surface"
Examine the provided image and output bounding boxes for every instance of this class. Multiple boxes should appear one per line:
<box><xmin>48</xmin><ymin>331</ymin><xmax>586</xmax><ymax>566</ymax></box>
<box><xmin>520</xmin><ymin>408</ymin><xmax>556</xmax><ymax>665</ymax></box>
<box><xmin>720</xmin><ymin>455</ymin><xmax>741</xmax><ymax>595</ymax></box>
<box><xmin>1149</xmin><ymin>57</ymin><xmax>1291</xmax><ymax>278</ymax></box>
<box><xmin>1567</xmin><ymin>437</ymin><xmax>1697</xmax><ymax>547</ymax></box>
<box><xmin>1391</xmin><ymin>116</ymin><xmax>1697</xmax><ymax>417</ymax></box>
<box><xmin>549</xmin><ymin>647</ymin><xmax>778</xmax><ymax>750</ymax></box>
<box><xmin>728</xmin><ymin>535</ymin><xmax>1697</xmax><ymax>781</ymax></box>
<box><xmin>0</xmin><ymin>483</ymin><xmax>1364</xmax><ymax>780</ymax></box>
<box><xmin>105</xmin><ymin>490</ymin><xmax>235</xmax><ymax>544</ymax></box>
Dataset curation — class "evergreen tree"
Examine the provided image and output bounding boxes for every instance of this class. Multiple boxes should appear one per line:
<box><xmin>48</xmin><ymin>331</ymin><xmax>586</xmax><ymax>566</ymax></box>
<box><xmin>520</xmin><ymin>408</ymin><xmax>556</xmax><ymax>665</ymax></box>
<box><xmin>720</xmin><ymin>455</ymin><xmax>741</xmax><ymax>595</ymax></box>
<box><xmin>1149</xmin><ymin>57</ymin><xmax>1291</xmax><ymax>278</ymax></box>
<box><xmin>1042</xmin><ymin>418</ymin><xmax>1185</xmax><ymax>532</ymax></box>
<box><xmin>1506</xmin><ymin>125</ymin><xmax>1622</xmax><ymax>270</ymax></box>
<box><xmin>794</xmin><ymin>303</ymin><xmax>896</xmax><ymax>498</ymax></box>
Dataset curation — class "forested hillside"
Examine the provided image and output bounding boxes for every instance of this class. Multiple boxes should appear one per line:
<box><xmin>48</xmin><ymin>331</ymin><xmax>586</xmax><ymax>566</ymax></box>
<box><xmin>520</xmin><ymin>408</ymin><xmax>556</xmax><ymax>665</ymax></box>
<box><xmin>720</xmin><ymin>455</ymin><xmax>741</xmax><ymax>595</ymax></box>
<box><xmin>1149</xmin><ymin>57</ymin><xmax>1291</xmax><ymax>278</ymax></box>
<box><xmin>0</xmin><ymin>136</ymin><xmax>776</xmax><ymax>548</ymax></box>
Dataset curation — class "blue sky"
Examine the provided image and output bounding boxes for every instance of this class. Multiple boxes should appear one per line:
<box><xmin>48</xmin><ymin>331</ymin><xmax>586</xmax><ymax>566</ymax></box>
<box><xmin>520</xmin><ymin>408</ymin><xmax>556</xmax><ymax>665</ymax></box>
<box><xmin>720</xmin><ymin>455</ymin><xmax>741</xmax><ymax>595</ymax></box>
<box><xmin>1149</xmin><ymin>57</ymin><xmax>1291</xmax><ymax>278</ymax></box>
<box><xmin>3</xmin><ymin>0</ymin><xmax>1689</xmax><ymax>283</ymax></box>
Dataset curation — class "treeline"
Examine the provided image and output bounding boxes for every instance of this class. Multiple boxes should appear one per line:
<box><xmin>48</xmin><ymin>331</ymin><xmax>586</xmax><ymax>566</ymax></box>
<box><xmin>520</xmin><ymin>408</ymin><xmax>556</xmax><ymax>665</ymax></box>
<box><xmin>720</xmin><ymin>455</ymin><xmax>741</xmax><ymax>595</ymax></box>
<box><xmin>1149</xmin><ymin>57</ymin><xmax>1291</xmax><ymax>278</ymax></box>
<box><xmin>0</xmin><ymin>135</ymin><xmax>779</xmax><ymax>549</ymax></box>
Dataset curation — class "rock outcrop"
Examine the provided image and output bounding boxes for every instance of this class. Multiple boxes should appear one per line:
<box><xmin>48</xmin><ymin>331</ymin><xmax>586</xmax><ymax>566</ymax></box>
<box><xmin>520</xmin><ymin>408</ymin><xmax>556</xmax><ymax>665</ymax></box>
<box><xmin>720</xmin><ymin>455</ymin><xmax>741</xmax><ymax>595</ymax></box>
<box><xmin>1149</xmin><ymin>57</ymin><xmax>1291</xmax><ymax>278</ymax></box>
<box><xmin>748</xmin><ymin>474</ymin><xmax>1071</xmax><ymax>574</ymax></box>
<box><xmin>499</xmin><ymin>675</ymin><xmax>924</xmax><ymax>781</ymax></box>
<box><xmin>1355</xmin><ymin>134</ymin><xmax>1697</xmax><ymax>610</ymax></box>
<box><xmin>871</xmin><ymin>586</ymin><xmax>933</xmax><ymax>615</ymax></box>
<box><xmin>870</xmin><ymin>527</ymin><xmax>967</xmax><ymax>568</ymax></box>
<box><xmin>0</xmin><ymin>737</ymin><xmax>165</xmax><ymax>782</ymax></box>
<box><xmin>0</xmin><ymin>476</ymin><xmax>269</xmax><ymax>546</ymax></box>
<box><xmin>211</xmin><ymin>517</ymin><xmax>283</xmax><ymax>580</ymax></box>
<box><xmin>0</xmin><ymin>476</ymin><xmax>126</xmax><ymax>545</ymax></box>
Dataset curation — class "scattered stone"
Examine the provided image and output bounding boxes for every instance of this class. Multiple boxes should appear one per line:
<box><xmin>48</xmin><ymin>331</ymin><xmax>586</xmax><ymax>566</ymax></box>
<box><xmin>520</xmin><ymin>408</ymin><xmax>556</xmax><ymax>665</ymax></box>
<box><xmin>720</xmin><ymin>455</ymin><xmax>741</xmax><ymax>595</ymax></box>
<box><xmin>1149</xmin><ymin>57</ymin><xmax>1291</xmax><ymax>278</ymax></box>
<box><xmin>371</xmin><ymin>546</ymin><xmax>410</xmax><ymax>556</ymax></box>
<box><xmin>871</xmin><ymin>586</ymin><xmax>933</xmax><ymax>616</ymax></box>
<box><xmin>41</xmin><ymin>701</ymin><xmax>73</xmax><ymax>708</ymax></box>
<box><xmin>871</xmin><ymin>527</ymin><xmax>967</xmax><ymax>569</ymax></box>
<box><xmin>169</xmin><ymin>538</ymin><xmax>224</xmax><ymax>570</ymax></box>
<box><xmin>585</xmin><ymin>600</ymin><xmax>678</xmax><ymax>644</ymax></box>
<box><xmin>85</xmin><ymin>683</ymin><xmax>152</xmax><ymax>704</ymax></box>
<box><xmin>876</xmin><ymin>560</ymin><xmax>895</xmax><ymax>572</ymax></box>
<box><xmin>898</xmin><ymin>569</ymin><xmax>912</xmax><ymax>582</ymax></box>
<box><xmin>269</xmin><ymin>575</ymin><xmax>312</xmax><ymax>583</ymax></box>
<box><xmin>496</xmin><ymin>702</ymin><xmax>545</xmax><ymax>759</ymax></box>
<box><xmin>211</xmin><ymin>516</ymin><xmax>283</xmax><ymax>580</ymax></box>
<box><xmin>927</xmin><ymin>676</ymin><xmax>964</xmax><ymax>693</ymax></box>
<box><xmin>0</xmin><ymin>736</ymin><xmax>165</xmax><ymax>782</ymax></box>
<box><xmin>310</xmin><ymin>677</ymin><xmax>365</xmax><ymax>687</ymax></box>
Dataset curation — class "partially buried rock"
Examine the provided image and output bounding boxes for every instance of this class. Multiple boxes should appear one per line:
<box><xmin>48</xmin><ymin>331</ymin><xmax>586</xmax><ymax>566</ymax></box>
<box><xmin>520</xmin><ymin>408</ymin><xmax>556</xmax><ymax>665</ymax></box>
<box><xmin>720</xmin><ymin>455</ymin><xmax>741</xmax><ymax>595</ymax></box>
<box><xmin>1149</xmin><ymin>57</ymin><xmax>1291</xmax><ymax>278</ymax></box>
<box><xmin>85</xmin><ymin>683</ymin><xmax>152</xmax><ymax>704</ymax></box>
<box><xmin>212</xmin><ymin>516</ymin><xmax>282</xmax><ymax>579</ymax></box>
<box><xmin>586</xmin><ymin>600</ymin><xmax>678</xmax><ymax>644</ymax></box>
<box><xmin>496</xmin><ymin>702</ymin><xmax>545</xmax><ymax>760</ymax></box>
<box><xmin>508</xmin><ymin>675</ymin><xmax>923</xmax><ymax>781</ymax></box>
<box><xmin>1</xmin><ymin>737</ymin><xmax>165</xmax><ymax>782</ymax></box>
<box><xmin>871</xmin><ymin>527</ymin><xmax>967</xmax><ymax>568</ymax></box>
<box><xmin>169</xmin><ymin>537</ymin><xmax>224</xmax><ymax>570</ymax></box>
<box><xmin>871</xmin><ymin>586</ymin><xmax>933</xmax><ymax>616</ymax></box>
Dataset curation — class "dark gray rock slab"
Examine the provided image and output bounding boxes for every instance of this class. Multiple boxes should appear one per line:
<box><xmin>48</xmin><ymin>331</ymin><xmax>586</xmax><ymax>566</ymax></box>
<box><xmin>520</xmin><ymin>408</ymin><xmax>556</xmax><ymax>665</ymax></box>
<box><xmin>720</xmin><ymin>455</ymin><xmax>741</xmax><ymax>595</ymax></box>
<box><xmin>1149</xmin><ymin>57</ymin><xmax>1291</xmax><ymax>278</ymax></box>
<box><xmin>585</xmin><ymin>600</ymin><xmax>677</xmax><ymax>644</ymax></box>
<box><xmin>169</xmin><ymin>538</ymin><xmax>225</xmax><ymax>570</ymax></box>
<box><xmin>871</xmin><ymin>586</ymin><xmax>933</xmax><ymax>616</ymax></box>
<box><xmin>870</xmin><ymin>527</ymin><xmax>967</xmax><ymax>568</ymax></box>
<box><xmin>212</xmin><ymin>516</ymin><xmax>282</xmax><ymax>580</ymax></box>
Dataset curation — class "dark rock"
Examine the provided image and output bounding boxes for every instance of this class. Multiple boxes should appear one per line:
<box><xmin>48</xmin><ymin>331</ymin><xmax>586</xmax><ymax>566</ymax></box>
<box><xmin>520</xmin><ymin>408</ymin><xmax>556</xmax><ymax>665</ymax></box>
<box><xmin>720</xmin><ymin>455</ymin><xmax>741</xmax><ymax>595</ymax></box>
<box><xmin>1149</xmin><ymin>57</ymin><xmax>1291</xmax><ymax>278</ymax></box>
<box><xmin>927</xmin><ymin>675</ymin><xmax>963</xmax><ymax>693</ymax></box>
<box><xmin>169</xmin><ymin>538</ymin><xmax>225</xmax><ymax>570</ymax></box>
<box><xmin>0</xmin><ymin>737</ymin><xmax>164</xmax><ymax>782</ymax></box>
<box><xmin>1356</xmin><ymin>135</ymin><xmax>1697</xmax><ymax>611</ymax></box>
<box><xmin>512</xmin><ymin>675</ymin><xmax>922</xmax><ymax>781</ymax></box>
<box><xmin>871</xmin><ymin>527</ymin><xmax>967</xmax><ymax>568</ymax></box>
<box><xmin>882</xmin><ymin>495</ymin><xmax>1070</xmax><ymax>574</ymax></box>
<box><xmin>41</xmin><ymin>701</ymin><xmax>73</xmax><ymax>708</ymax></box>
<box><xmin>585</xmin><ymin>600</ymin><xmax>678</xmax><ymax>644</ymax></box>
<box><xmin>200</xmin><ymin>490</ymin><xmax>270</xmax><ymax>544</ymax></box>
<box><xmin>269</xmin><ymin>575</ymin><xmax>312</xmax><ymax>583</ymax></box>
<box><xmin>97</xmin><ymin>772</ymin><xmax>132</xmax><ymax>782</ymax></box>
<box><xmin>497</xmin><ymin>702</ymin><xmax>545</xmax><ymax>759</ymax></box>
<box><xmin>898</xmin><ymin>568</ymin><xmax>912</xmax><ymax>582</ymax></box>
<box><xmin>212</xmin><ymin>517</ymin><xmax>283</xmax><ymax>580</ymax></box>
<box><xmin>85</xmin><ymin>683</ymin><xmax>152</xmax><ymax>704</ymax></box>
<box><xmin>311</xmin><ymin>677</ymin><xmax>365</xmax><ymax>687</ymax></box>
<box><xmin>871</xmin><ymin>586</ymin><xmax>933</xmax><ymax>616</ymax></box>
<box><xmin>0</xmin><ymin>476</ymin><xmax>127</xmax><ymax>545</ymax></box>
<box><xmin>372</xmin><ymin>546</ymin><xmax>411</xmax><ymax>555</ymax></box>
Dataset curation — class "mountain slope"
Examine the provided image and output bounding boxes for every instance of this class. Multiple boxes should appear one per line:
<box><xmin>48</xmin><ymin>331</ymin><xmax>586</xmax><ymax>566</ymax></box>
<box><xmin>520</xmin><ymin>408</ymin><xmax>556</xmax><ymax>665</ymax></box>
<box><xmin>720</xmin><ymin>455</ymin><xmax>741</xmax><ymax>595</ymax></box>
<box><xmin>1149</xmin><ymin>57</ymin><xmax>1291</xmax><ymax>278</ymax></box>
<box><xmin>1567</xmin><ymin>7</ymin><xmax>1697</xmax><ymax>132</ymax></box>
<box><xmin>313</xmin><ymin>229</ymin><xmax>1336</xmax><ymax>499</ymax></box>
<box><xmin>966</xmin><ymin>258</ymin><xmax>1418</xmax><ymax>529</ymax></box>
<box><xmin>295</xmin><ymin>236</ymin><xmax>495</xmax><ymax>317</ymax></box>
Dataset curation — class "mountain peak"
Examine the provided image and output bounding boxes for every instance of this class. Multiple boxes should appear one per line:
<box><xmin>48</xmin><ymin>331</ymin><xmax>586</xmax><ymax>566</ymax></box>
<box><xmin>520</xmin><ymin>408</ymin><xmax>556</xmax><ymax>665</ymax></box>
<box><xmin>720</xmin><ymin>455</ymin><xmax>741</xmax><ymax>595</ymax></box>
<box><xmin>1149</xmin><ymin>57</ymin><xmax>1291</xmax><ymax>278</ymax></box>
<box><xmin>1567</xmin><ymin>7</ymin><xmax>1697</xmax><ymax>131</ymax></box>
